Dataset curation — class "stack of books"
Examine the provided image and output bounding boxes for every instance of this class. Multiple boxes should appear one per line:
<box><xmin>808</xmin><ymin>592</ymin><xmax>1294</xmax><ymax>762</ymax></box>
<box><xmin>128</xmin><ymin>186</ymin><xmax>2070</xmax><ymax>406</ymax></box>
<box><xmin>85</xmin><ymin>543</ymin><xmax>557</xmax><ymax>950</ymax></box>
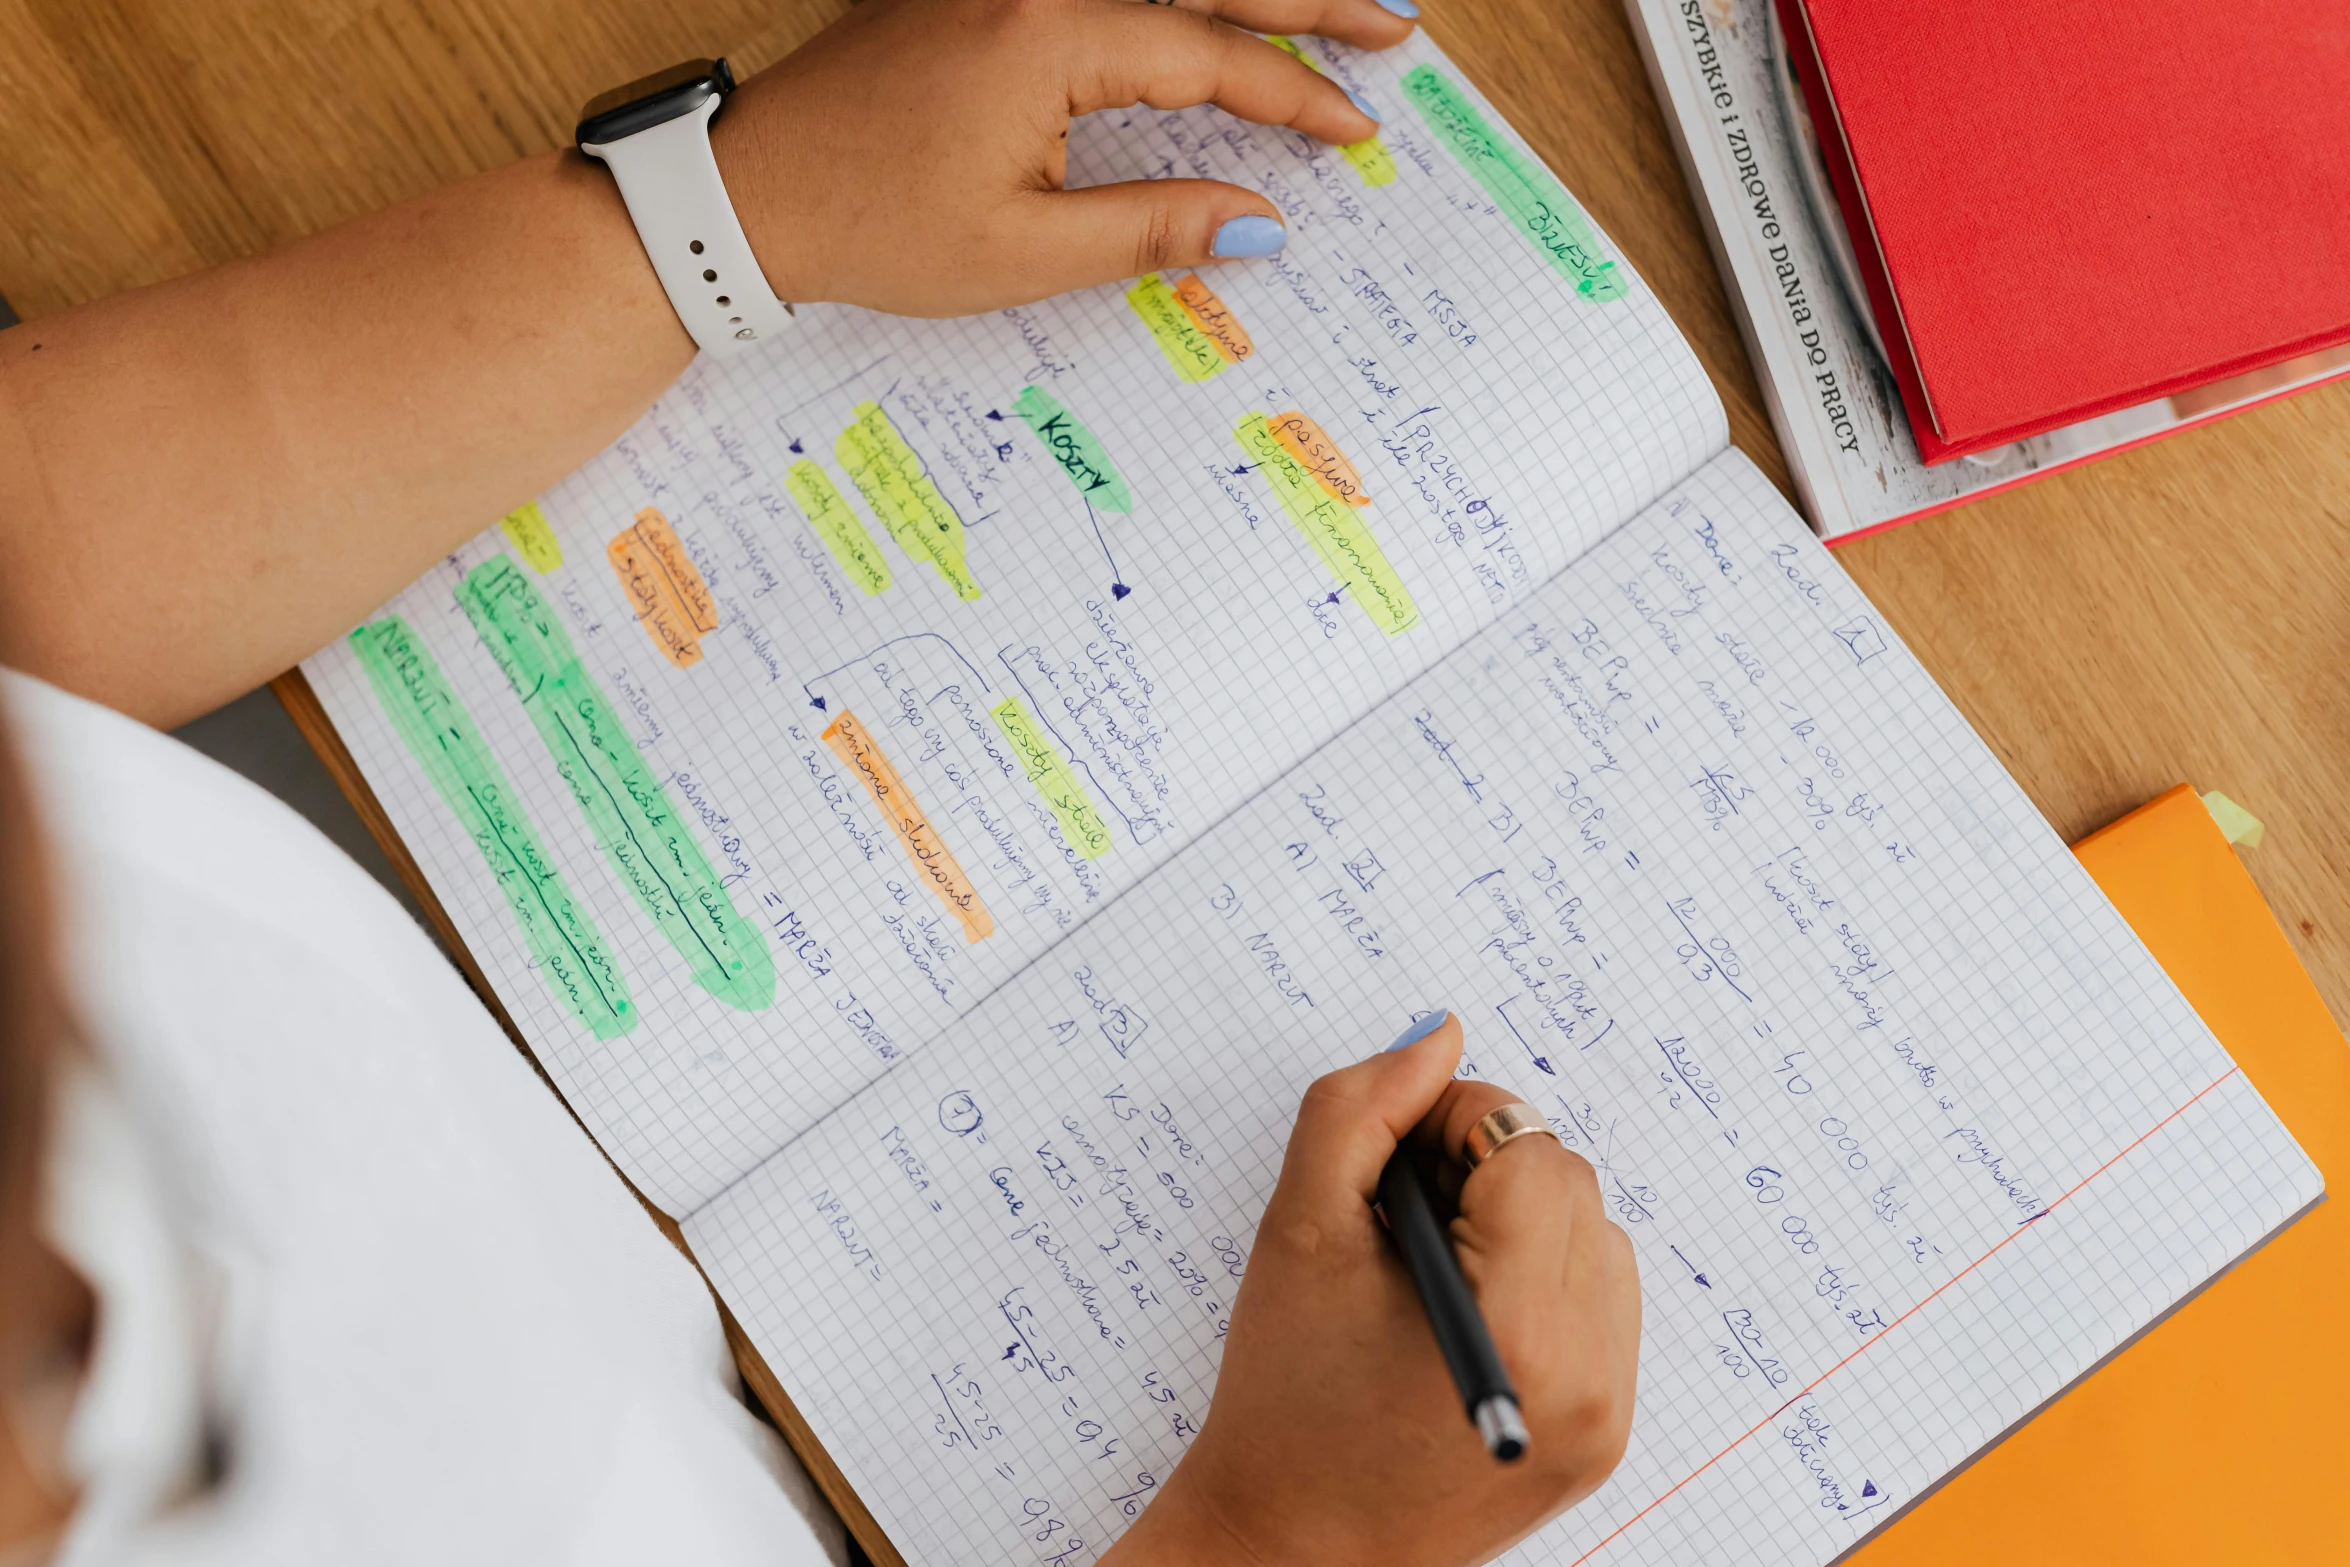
<box><xmin>1627</xmin><ymin>0</ymin><xmax>2350</xmax><ymax>541</ymax></box>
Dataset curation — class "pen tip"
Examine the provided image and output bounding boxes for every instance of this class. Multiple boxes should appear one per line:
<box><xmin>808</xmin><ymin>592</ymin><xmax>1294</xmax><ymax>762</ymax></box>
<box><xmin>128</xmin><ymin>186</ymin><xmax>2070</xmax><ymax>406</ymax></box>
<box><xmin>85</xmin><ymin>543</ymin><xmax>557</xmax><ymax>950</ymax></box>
<box><xmin>1475</xmin><ymin>1395</ymin><xmax>1530</xmax><ymax>1462</ymax></box>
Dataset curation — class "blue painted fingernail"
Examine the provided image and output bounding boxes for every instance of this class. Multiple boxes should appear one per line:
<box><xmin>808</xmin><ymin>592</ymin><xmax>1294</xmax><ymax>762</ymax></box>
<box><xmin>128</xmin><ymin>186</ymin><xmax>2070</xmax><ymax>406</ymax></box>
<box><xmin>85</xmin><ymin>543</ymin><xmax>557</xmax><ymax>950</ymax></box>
<box><xmin>1345</xmin><ymin>88</ymin><xmax>1383</xmax><ymax>125</ymax></box>
<box><xmin>1211</xmin><ymin>215</ymin><xmax>1288</xmax><ymax>259</ymax></box>
<box><xmin>1383</xmin><ymin>1010</ymin><xmax>1451</xmax><ymax>1052</ymax></box>
<box><xmin>1374</xmin><ymin>0</ymin><xmax>1419</xmax><ymax>16</ymax></box>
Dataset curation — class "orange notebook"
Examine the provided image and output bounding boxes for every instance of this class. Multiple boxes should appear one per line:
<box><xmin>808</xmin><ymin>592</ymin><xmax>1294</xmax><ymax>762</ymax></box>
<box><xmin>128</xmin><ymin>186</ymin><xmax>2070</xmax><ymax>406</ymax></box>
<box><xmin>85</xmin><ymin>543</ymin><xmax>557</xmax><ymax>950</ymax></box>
<box><xmin>1859</xmin><ymin>785</ymin><xmax>2349</xmax><ymax>1563</ymax></box>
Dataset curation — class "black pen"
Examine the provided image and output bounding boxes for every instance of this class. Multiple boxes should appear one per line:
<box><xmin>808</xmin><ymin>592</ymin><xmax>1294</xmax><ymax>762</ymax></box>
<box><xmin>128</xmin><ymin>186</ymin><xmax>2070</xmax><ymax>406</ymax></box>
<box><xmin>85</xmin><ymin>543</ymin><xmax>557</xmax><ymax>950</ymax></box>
<box><xmin>1377</xmin><ymin>1011</ymin><xmax>1530</xmax><ymax>1461</ymax></box>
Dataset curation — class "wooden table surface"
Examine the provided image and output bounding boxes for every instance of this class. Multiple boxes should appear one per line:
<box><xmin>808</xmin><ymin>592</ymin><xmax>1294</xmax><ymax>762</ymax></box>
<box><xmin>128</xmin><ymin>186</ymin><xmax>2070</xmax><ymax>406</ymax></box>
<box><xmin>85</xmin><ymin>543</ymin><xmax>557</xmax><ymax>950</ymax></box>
<box><xmin>6</xmin><ymin>0</ymin><xmax>2346</xmax><ymax>1552</ymax></box>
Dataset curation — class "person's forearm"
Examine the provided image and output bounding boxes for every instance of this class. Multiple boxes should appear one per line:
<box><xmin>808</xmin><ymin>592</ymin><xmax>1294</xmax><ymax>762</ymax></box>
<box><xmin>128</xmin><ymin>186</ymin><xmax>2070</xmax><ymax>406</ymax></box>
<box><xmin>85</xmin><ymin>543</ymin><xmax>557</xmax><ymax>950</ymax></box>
<box><xmin>0</xmin><ymin>0</ymin><xmax>1403</xmax><ymax>729</ymax></box>
<box><xmin>0</xmin><ymin>149</ymin><xmax>689</xmax><ymax>727</ymax></box>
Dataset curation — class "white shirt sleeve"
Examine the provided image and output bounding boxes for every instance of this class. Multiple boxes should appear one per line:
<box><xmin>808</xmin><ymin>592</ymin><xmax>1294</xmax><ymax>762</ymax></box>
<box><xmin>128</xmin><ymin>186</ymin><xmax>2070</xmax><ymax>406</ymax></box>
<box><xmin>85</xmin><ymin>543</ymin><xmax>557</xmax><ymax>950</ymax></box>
<box><xmin>10</xmin><ymin>671</ymin><xmax>847</xmax><ymax>1567</ymax></box>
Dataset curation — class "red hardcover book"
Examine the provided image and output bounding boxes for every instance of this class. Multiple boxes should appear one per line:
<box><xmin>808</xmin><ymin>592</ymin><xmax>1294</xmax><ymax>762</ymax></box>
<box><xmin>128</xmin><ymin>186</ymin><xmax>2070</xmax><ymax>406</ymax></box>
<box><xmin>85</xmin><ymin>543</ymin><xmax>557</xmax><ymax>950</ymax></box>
<box><xmin>1776</xmin><ymin>0</ymin><xmax>2350</xmax><ymax>464</ymax></box>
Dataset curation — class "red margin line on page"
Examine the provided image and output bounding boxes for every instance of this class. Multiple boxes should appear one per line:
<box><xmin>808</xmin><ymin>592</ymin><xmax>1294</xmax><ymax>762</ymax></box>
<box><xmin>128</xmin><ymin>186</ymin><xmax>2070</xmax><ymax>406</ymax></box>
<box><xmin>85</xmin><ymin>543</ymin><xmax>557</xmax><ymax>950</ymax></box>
<box><xmin>1567</xmin><ymin>1064</ymin><xmax>2245</xmax><ymax>1567</ymax></box>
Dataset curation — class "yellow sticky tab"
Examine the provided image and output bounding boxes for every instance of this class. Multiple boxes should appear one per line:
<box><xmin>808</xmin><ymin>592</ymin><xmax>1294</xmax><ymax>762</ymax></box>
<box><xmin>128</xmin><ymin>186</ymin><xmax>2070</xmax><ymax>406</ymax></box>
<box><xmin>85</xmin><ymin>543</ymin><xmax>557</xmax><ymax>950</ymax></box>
<box><xmin>992</xmin><ymin>697</ymin><xmax>1113</xmax><ymax>860</ymax></box>
<box><xmin>785</xmin><ymin>460</ymin><xmax>890</xmax><ymax>595</ymax></box>
<box><xmin>834</xmin><ymin>402</ymin><xmax>981</xmax><ymax>601</ymax></box>
<box><xmin>2201</xmin><ymin>790</ymin><xmax>2266</xmax><ymax>848</ymax></box>
<box><xmin>1126</xmin><ymin>273</ymin><xmax>1225</xmax><ymax>382</ymax></box>
<box><xmin>1236</xmin><ymin>413</ymin><xmax>1419</xmax><ymax>635</ymax></box>
<box><xmin>500</xmin><ymin>500</ymin><xmax>564</xmax><ymax>573</ymax></box>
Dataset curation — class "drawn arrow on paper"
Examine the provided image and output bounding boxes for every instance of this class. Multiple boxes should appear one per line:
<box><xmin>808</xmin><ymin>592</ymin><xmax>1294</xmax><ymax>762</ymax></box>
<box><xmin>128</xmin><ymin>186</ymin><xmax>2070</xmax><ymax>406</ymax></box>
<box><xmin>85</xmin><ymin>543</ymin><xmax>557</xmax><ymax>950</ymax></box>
<box><xmin>1085</xmin><ymin>500</ymin><xmax>1131</xmax><ymax>600</ymax></box>
<box><xmin>983</xmin><ymin>415</ymin><xmax>1130</xmax><ymax>599</ymax></box>
<box><xmin>1491</xmin><ymin>995</ymin><xmax>1555</xmax><ymax>1076</ymax></box>
<box><xmin>1836</xmin><ymin>1478</ymin><xmax>1885</xmax><ymax>1516</ymax></box>
<box><xmin>769</xmin><ymin>354</ymin><xmax>895</xmax><ymax>458</ymax></box>
<box><xmin>1669</xmin><ymin>1244</ymin><xmax>1712</xmax><ymax>1289</ymax></box>
<box><xmin>981</xmin><ymin>411</ymin><xmax>1016</xmax><ymax>461</ymax></box>
<box><xmin>802</xmin><ymin>633</ymin><xmax>992</xmax><ymax>712</ymax></box>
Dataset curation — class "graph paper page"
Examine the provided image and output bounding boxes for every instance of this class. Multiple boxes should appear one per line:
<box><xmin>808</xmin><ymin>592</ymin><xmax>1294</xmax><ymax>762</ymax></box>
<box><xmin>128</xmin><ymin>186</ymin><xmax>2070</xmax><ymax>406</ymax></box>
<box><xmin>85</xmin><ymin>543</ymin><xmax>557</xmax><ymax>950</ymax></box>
<box><xmin>298</xmin><ymin>32</ymin><xmax>1723</xmax><ymax>1214</ymax></box>
<box><xmin>687</xmin><ymin>447</ymin><xmax>2321</xmax><ymax>1567</ymax></box>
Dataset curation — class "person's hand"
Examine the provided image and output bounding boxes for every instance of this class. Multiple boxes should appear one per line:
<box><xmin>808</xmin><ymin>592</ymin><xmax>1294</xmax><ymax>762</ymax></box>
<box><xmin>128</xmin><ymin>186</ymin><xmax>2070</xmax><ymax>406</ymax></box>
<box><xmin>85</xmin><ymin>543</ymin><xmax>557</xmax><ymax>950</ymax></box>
<box><xmin>1105</xmin><ymin>1014</ymin><xmax>1641</xmax><ymax>1567</ymax></box>
<box><xmin>710</xmin><ymin>0</ymin><xmax>1417</xmax><ymax>316</ymax></box>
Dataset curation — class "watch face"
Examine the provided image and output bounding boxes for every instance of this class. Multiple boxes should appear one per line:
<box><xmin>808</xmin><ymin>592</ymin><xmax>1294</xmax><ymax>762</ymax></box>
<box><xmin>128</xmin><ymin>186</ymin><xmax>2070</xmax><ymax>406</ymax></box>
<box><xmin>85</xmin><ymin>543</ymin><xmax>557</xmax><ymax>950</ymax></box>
<box><xmin>576</xmin><ymin>57</ymin><xmax>734</xmax><ymax>149</ymax></box>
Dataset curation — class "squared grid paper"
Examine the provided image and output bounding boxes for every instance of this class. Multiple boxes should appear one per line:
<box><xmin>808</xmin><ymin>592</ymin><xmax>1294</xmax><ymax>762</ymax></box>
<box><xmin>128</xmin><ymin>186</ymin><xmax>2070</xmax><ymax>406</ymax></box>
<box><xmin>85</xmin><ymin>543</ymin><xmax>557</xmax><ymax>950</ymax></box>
<box><xmin>299</xmin><ymin>30</ymin><xmax>1722</xmax><ymax>1215</ymax></box>
<box><xmin>685</xmin><ymin>449</ymin><xmax>2319</xmax><ymax>1567</ymax></box>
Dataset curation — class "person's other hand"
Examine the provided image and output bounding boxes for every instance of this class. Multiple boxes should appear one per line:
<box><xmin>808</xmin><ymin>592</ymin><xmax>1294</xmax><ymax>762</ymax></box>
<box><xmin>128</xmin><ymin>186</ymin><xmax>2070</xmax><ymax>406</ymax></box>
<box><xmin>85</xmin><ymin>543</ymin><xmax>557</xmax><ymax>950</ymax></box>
<box><xmin>710</xmin><ymin>0</ymin><xmax>1417</xmax><ymax>316</ymax></box>
<box><xmin>1104</xmin><ymin>1013</ymin><xmax>1641</xmax><ymax>1567</ymax></box>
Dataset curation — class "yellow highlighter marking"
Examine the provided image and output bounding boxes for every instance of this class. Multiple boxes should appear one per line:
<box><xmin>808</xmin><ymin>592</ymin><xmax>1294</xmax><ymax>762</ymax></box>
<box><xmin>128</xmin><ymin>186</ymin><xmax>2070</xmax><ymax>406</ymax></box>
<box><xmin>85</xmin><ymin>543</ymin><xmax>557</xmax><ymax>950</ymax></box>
<box><xmin>1339</xmin><ymin>137</ymin><xmax>1399</xmax><ymax>188</ymax></box>
<box><xmin>1126</xmin><ymin>272</ymin><xmax>1226</xmax><ymax>382</ymax></box>
<box><xmin>1236</xmin><ymin>412</ymin><xmax>1419</xmax><ymax>635</ymax></box>
<box><xmin>785</xmin><ymin>459</ymin><xmax>891</xmax><ymax>596</ymax></box>
<box><xmin>991</xmin><ymin>697</ymin><xmax>1113</xmax><ymax>860</ymax></box>
<box><xmin>500</xmin><ymin>499</ymin><xmax>564</xmax><ymax>573</ymax></box>
<box><xmin>1268</xmin><ymin>35</ymin><xmax>1399</xmax><ymax>187</ymax></box>
<box><xmin>835</xmin><ymin>402</ymin><xmax>981</xmax><ymax>601</ymax></box>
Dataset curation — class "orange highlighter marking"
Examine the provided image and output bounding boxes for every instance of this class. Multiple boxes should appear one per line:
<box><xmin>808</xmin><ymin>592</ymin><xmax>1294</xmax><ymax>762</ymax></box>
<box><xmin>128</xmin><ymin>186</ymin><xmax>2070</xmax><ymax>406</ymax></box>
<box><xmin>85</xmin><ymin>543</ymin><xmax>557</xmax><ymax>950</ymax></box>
<box><xmin>821</xmin><ymin>709</ymin><xmax>995</xmax><ymax>943</ymax></box>
<box><xmin>1267</xmin><ymin>410</ymin><xmax>1370</xmax><ymax>506</ymax></box>
<box><xmin>607</xmin><ymin>508</ymin><xmax>720</xmax><ymax>669</ymax></box>
<box><xmin>1173</xmin><ymin>274</ymin><xmax>1255</xmax><ymax>364</ymax></box>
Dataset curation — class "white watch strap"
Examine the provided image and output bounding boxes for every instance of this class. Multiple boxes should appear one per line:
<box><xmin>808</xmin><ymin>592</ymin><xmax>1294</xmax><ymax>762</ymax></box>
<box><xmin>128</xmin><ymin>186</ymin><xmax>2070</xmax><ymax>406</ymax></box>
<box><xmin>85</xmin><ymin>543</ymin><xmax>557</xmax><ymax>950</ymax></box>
<box><xmin>583</xmin><ymin>95</ymin><xmax>793</xmax><ymax>356</ymax></box>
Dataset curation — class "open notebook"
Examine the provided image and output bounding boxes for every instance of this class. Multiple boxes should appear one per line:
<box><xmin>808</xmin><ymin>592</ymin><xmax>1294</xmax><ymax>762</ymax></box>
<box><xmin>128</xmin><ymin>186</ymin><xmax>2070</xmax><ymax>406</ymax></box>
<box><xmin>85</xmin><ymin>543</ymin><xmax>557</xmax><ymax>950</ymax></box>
<box><xmin>301</xmin><ymin>32</ymin><xmax>2320</xmax><ymax>1567</ymax></box>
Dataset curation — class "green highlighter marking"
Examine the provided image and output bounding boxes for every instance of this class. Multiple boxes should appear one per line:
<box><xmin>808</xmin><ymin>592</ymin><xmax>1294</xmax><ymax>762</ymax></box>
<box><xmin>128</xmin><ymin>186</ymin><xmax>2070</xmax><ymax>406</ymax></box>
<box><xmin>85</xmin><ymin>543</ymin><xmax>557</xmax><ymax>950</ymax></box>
<box><xmin>990</xmin><ymin>697</ymin><xmax>1113</xmax><ymax>860</ymax></box>
<box><xmin>1402</xmin><ymin>65</ymin><xmax>1627</xmax><ymax>302</ymax></box>
<box><xmin>349</xmin><ymin>615</ymin><xmax>635</xmax><ymax>1039</ymax></box>
<box><xmin>1011</xmin><ymin>385</ymin><xmax>1133</xmax><ymax>513</ymax></box>
<box><xmin>458</xmin><ymin>558</ymin><xmax>776</xmax><ymax>1012</ymax></box>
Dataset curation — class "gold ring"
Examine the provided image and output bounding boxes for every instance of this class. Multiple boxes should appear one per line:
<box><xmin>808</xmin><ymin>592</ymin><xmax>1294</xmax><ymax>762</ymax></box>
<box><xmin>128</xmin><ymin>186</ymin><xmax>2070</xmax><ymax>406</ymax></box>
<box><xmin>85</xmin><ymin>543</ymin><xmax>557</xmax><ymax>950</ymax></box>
<box><xmin>1464</xmin><ymin>1102</ymin><xmax>1555</xmax><ymax>1168</ymax></box>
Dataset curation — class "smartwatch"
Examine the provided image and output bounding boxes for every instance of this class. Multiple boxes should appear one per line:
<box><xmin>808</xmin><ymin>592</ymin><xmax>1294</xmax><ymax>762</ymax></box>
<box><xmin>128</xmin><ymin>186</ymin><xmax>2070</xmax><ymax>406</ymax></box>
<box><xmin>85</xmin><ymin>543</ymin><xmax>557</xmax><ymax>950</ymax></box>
<box><xmin>576</xmin><ymin>58</ymin><xmax>794</xmax><ymax>356</ymax></box>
